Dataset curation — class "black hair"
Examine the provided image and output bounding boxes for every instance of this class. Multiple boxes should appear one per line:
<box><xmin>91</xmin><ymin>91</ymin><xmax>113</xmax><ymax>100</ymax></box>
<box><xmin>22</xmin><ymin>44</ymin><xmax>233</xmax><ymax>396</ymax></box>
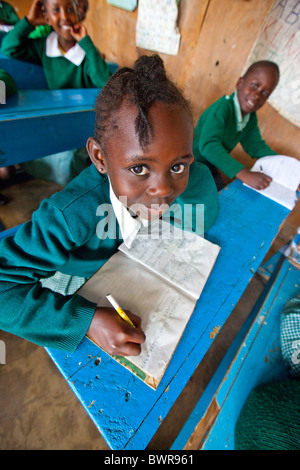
<box><xmin>94</xmin><ymin>54</ymin><xmax>192</xmax><ymax>154</ymax></box>
<box><xmin>243</xmin><ymin>60</ymin><xmax>280</xmax><ymax>81</ymax></box>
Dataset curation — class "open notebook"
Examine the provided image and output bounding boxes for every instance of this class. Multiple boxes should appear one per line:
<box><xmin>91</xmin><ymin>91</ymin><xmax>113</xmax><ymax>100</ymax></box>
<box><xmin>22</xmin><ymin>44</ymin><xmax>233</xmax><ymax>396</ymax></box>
<box><xmin>245</xmin><ymin>155</ymin><xmax>300</xmax><ymax>210</ymax></box>
<box><xmin>78</xmin><ymin>220</ymin><xmax>220</xmax><ymax>389</ymax></box>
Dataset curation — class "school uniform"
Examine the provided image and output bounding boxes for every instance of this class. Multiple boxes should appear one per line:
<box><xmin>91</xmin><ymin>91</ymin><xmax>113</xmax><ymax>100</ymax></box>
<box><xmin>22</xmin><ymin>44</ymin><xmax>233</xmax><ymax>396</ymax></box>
<box><xmin>0</xmin><ymin>1</ymin><xmax>19</xmax><ymax>26</ymax></box>
<box><xmin>1</xmin><ymin>17</ymin><xmax>112</xmax><ymax>185</ymax></box>
<box><xmin>0</xmin><ymin>161</ymin><xmax>219</xmax><ymax>352</ymax></box>
<box><xmin>1</xmin><ymin>16</ymin><xmax>111</xmax><ymax>89</ymax></box>
<box><xmin>193</xmin><ymin>91</ymin><xmax>277</xmax><ymax>179</ymax></box>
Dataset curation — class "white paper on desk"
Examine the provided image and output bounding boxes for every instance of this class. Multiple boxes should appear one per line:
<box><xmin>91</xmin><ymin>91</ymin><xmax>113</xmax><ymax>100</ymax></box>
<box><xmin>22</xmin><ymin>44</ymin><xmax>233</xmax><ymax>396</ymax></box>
<box><xmin>78</xmin><ymin>221</ymin><xmax>220</xmax><ymax>384</ymax></box>
<box><xmin>245</xmin><ymin>155</ymin><xmax>300</xmax><ymax>210</ymax></box>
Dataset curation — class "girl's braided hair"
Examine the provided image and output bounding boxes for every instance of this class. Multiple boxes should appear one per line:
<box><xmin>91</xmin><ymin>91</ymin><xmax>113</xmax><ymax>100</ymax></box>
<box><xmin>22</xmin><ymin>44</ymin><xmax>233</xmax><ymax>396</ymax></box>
<box><xmin>94</xmin><ymin>54</ymin><xmax>192</xmax><ymax>154</ymax></box>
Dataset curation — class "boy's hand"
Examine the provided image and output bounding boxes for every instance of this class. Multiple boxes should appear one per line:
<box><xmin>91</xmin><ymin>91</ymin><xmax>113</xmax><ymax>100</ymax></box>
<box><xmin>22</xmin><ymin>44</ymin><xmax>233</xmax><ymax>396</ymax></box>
<box><xmin>27</xmin><ymin>0</ymin><xmax>47</xmax><ymax>27</ymax></box>
<box><xmin>71</xmin><ymin>23</ymin><xmax>87</xmax><ymax>42</ymax></box>
<box><xmin>87</xmin><ymin>307</ymin><xmax>146</xmax><ymax>356</ymax></box>
<box><xmin>236</xmin><ymin>167</ymin><xmax>272</xmax><ymax>190</ymax></box>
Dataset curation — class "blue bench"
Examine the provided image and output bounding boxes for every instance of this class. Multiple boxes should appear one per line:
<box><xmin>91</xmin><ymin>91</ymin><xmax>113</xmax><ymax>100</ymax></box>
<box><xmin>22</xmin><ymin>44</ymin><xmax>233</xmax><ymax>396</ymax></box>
<box><xmin>171</xmin><ymin>253</ymin><xmax>299</xmax><ymax>450</ymax></box>
<box><xmin>0</xmin><ymin>49</ymin><xmax>118</xmax><ymax>90</ymax></box>
<box><xmin>0</xmin><ymin>88</ymin><xmax>98</xmax><ymax>168</ymax></box>
<box><xmin>44</xmin><ymin>182</ymin><xmax>291</xmax><ymax>450</ymax></box>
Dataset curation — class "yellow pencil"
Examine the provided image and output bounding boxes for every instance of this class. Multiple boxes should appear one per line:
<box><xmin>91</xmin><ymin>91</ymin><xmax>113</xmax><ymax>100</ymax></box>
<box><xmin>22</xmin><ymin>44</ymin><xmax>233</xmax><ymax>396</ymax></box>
<box><xmin>106</xmin><ymin>293</ymin><xmax>135</xmax><ymax>327</ymax></box>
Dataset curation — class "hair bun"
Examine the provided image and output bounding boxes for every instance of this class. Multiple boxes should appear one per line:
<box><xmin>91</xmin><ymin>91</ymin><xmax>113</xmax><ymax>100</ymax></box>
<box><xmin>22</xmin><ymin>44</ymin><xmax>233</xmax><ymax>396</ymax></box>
<box><xmin>133</xmin><ymin>54</ymin><xmax>167</xmax><ymax>83</ymax></box>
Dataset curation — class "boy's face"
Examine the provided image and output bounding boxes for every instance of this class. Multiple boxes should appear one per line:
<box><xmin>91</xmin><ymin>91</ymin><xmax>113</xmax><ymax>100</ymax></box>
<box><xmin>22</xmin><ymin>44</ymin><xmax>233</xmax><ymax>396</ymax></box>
<box><xmin>236</xmin><ymin>67</ymin><xmax>279</xmax><ymax>116</ymax></box>
<box><xmin>88</xmin><ymin>102</ymin><xmax>194</xmax><ymax>221</ymax></box>
<box><xmin>75</xmin><ymin>0</ymin><xmax>88</xmax><ymax>21</ymax></box>
<box><xmin>44</xmin><ymin>0</ymin><xmax>78</xmax><ymax>41</ymax></box>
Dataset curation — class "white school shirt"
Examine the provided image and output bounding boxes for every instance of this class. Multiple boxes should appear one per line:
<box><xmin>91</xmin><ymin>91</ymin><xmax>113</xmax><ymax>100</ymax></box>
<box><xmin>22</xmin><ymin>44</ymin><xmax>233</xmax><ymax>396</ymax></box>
<box><xmin>45</xmin><ymin>31</ymin><xmax>86</xmax><ymax>65</ymax></box>
<box><xmin>109</xmin><ymin>183</ymin><xmax>148</xmax><ymax>249</ymax></box>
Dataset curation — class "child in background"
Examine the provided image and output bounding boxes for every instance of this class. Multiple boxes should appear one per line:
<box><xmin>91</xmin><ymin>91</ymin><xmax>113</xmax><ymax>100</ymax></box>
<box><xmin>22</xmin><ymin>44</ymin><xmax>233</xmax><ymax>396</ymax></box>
<box><xmin>1</xmin><ymin>0</ymin><xmax>111</xmax><ymax>186</ymax></box>
<box><xmin>1</xmin><ymin>0</ymin><xmax>110</xmax><ymax>89</ymax></box>
<box><xmin>28</xmin><ymin>0</ymin><xmax>89</xmax><ymax>40</ymax></box>
<box><xmin>0</xmin><ymin>54</ymin><xmax>219</xmax><ymax>356</ymax></box>
<box><xmin>193</xmin><ymin>61</ymin><xmax>280</xmax><ymax>190</ymax></box>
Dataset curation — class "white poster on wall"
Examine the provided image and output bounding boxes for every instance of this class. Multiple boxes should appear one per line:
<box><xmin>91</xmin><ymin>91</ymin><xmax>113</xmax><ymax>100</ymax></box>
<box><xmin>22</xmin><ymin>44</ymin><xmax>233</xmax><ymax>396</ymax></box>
<box><xmin>245</xmin><ymin>0</ymin><xmax>300</xmax><ymax>128</ymax></box>
<box><xmin>136</xmin><ymin>0</ymin><xmax>181</xmax><ymax>56</ymax></box>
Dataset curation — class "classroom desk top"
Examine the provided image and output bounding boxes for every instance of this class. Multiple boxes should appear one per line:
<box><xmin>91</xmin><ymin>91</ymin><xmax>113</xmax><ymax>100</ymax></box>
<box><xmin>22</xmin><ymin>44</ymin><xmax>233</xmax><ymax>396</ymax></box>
<box><xmin>46</xmin><ymin>181</ymin><xmax>290</xmax><ymax>450</ymax></box>
<box><xmin>0</xmin><ymin>88</ymin><xmax>98</xmax><ymax>166</ymax></box>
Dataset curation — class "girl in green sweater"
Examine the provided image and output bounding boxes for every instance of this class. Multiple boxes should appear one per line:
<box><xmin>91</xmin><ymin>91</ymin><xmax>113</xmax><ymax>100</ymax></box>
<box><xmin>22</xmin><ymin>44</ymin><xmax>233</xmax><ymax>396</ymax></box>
<box><xmin>0</xmin><ymin>54</ymin><xmax>219</xmax><ymax>356</ymax></box>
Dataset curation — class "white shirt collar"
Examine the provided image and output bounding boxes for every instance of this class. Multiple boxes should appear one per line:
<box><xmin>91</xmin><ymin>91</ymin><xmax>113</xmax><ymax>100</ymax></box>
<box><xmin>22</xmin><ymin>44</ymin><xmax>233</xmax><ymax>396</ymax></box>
<box><xmin>45</xmin><ymin>31</ymin><xmax>86</xmax><ymax>66</ymax></box>
<box><xmin>233</xmin><ymin>90</ymin><xmax>250</xmax><ymax>132</ymax></box>
<box><xmin>109</xmin><ymin>182</ymin><xmax>148</xmax><ymax>249</ymax></box>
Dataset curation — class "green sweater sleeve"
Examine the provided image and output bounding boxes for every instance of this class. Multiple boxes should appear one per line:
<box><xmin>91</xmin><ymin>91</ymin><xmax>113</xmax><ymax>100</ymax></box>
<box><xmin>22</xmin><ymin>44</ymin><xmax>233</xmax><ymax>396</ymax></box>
<box><xmin>0</xmin><ymin>200</ymin><xmax>97</xmax><ymax>352</ymax></box>
<box><xmin>1</xmin><ymin>16</ymin><xmax>43</xmax><ymax>65</ymax></box>
<box><xmin>196</xmin><ymin>104</ymin><xmax>244</xmax><ymax>179</ymax></box>
<box><xmin>240</xmin><ymin>113</ymin><xmax>277</xmax><ymax>159</ymax></box>
<box><xmin>0</xmin><ymin>67</ymin><xmax>17</xmax><ymax>96</ymax></box>
<box><xmin>0</xmin><ymin>1</ymin><xmax>19</xmax><ymax>25</ymax></box>
<box><xmin>79</xmin><ymin>35</ymin><xmax>111</xmax><ymax>88</ymax></box>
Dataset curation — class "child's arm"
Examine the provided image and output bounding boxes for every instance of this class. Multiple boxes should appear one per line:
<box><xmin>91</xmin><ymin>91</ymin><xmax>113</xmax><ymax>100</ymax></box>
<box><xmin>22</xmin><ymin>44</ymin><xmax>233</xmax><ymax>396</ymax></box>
<box><xmin>87</xmin><ymin>307</ymin><xmax>146</xmax><ymax>356</ymax></box>
<box><xmin>0</xmin><ymin>201</ymin><xmax>144</xmax><ymax>355</ymax></box>
<box><xmin>235</xmin><ymin>167</ymin><xmax>272</xmax><ymax>190</ymax></box>
<box><xmin>1</xmin><ymin>1</ymin><xmax>44</xmax><ymax>65</ymax></box>
<box><xmin>71</xmin><ymin>23</ymin><xmax>111</xmax><ymax>88</ymax></box>
<box><xmin>240</xmin><ymin>113</ymin><xmax>277</xmax><ymax>159</ymax></box>
<box><xmin>196</xmin><ymin>107</ymin><xmax>245</xmax><ymax>180</ymax></box>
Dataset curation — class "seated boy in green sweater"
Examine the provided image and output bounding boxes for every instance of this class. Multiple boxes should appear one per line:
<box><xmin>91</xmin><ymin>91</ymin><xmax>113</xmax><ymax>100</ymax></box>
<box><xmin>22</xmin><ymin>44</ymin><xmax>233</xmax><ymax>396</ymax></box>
<box><xmin>193</xmin><ymin>61</ymin><xmax>280</xmax><ymax>190</ymax></box>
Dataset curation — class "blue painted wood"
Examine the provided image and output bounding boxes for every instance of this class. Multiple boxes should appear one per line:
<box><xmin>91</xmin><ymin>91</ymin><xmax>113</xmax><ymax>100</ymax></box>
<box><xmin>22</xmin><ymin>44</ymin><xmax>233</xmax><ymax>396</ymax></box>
<box><xmin>175</xmin><ymin>257</ymin><xmax>298</xmax><ymax>450</ymax></box>
<box><xmin>0</xmin><ymin>55</ymin><xmax>48</xmax><ymax>89</ymax></box>
<box><xmin>46</xmin><ymin>181</ymin><xmax>290</xmax><ymax>450</ymax></box>
<box><xmin>170</xmin><ymin>254</ymin><xmax>287</xmax><ymax>449</ymax></box>
<box><xmin>0</xmin><ymin>88</ymin><xmax>98</xmax><ymax>166</ymax></box>
<box><xmin>0</xmin><ymin>223</ymin><xmax>22</xmax><ymax>238</ymax></box>
<box><xmin>0</xmin><ymin>53</ymin><xmax>118</xmax><ymax>90</ymax></box>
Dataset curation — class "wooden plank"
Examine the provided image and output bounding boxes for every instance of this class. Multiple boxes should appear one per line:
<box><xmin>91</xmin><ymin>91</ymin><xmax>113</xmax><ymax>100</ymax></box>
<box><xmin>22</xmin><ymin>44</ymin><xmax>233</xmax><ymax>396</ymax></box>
<box><xmin>46</xmin><ymin>181</ymin><xmax>289</xmax><ymax>450</ymax></box>
<box><xmin>201</xmin><ymin>258</ymin><xmax>298</xmax><ymax>449</ymax></box>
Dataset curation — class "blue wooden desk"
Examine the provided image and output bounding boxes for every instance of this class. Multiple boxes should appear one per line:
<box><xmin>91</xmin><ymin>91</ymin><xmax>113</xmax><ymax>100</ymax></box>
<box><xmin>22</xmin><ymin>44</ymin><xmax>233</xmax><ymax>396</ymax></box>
<box><xmin>172</xmin><ymin>255</ymin><xmax>299</xmax><ymax>450</ymax></box>
<box><xmin>45</xmin><ymin>181</ymin><xmax>290</xmax><ymax>450</ymax></box>
<box><xmin>0</xmin><ymin>88</ymin><xmax>98</xmax><ymax>167</ymax></box>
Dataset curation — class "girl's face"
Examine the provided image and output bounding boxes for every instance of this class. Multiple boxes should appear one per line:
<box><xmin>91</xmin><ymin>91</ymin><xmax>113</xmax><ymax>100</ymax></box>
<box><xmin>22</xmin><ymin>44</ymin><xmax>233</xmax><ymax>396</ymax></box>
<box><xmin>236</xmin><ymin>67</ymin><xmax>278</xmax><ymax>116</ymax></box>
<box><xmin>88</xmin><ymin>102</ymin><xmax>194</xmax><ymax>220</ymax></box>
<box><xmin>44</xmin><ymin>0</ymin><xmax>78</xmax><ymax>45</ymax></box>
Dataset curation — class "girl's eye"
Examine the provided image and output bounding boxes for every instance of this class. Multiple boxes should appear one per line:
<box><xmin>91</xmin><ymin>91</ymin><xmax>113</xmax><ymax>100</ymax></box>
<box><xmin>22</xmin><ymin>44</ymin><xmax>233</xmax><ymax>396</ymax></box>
<box><xmin>129</xmin><ymin>165</ymin><xmax>149</xmax><ymax>176</ymax></box>
<box><xmin>170</xmin><ymin>163</ymin><xmax>185</xmax><ymax>174</ymax></box>
<box><xmin>251</xmin><ymin>82</ymin><xmax>258</xmax><ymax>89</ymax></box>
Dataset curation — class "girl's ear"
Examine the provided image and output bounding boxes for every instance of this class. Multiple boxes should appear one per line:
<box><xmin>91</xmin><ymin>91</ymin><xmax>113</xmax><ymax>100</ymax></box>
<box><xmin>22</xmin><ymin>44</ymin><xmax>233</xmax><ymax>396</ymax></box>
<box><xmin>86</xmin><ymin>137</ymin><xmax>107</xmax><ymax>174</ymax></box>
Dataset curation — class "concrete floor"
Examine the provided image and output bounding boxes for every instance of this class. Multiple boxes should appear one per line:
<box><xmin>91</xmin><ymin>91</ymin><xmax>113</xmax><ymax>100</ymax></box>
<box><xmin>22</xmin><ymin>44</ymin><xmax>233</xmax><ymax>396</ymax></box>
<box><xmin>0</xmin><ymin>174</ymin><xmax>295</xmax><ymax>450</ymax></box>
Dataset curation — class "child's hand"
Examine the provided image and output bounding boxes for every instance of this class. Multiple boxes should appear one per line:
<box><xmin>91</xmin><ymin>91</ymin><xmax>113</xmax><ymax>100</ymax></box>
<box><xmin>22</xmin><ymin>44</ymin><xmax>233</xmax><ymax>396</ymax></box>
<box><xmin>71</xmin><ymin>23</ymin><xmax>87</xmax><ymax>42</ymax></box>
<box><xmin>87</xmin><ymin>306</ymin><xmax>146</xmax><ymax>356</ymax></box>
<box><xmin>236</xmin><ymin>167</ymin><xmax>272</xmax><ymax>190</ymax></box>
<box><xmin>27</xmin><ymin>0</ymin><xmax>46</xmax><ymax>27</ymax></box>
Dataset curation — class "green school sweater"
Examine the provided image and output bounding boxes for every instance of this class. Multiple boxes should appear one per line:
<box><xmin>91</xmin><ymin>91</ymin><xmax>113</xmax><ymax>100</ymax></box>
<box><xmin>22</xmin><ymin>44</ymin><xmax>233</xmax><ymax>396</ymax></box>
<box><xmin>0</xmin><ymin>67</ymin><xmax>17</xmax><ymax>96</ymax></box>
<box><xmin>1</xmin><ymin>17</ymin><xmax>111</xmax><ymax>89</ymax></box>
<box><xmin>0</xmin><ymin>162</ymin><xmax>219</xmax><ymax>353</ymax></box>
<box><xmin>0</xmin><ymin>1</ymin><xmax>19</xmax><ymax>25</ymax></box>
<box><xmin>193</xmin><ymin>93</ymin><xmax>277</xmax><ymax>179</ymax></box>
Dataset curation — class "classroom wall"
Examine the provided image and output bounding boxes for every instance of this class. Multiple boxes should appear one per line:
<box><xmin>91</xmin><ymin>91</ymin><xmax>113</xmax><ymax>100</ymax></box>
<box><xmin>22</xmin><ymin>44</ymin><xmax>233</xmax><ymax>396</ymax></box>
<box><xmin>13</xmin><ymin>0</ymin><xmax>300</xmax><ymax>167</ymax></box>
